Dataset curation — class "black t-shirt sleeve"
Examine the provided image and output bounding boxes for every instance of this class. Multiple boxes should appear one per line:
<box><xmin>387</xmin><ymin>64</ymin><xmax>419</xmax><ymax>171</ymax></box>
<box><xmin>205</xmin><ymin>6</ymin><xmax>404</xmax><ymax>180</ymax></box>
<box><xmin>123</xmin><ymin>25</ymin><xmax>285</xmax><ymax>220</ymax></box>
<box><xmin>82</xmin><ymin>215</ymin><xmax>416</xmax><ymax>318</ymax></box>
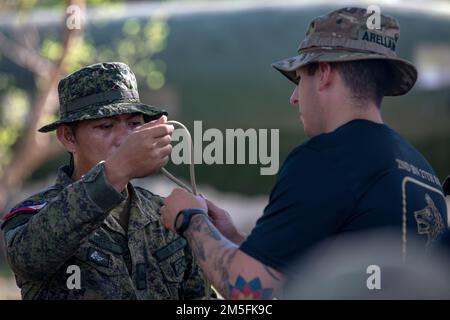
<box><xmin>239</xmin><ymin>146</ymin><xmax>350</xmax><ymax>273</ymax></box>
<box><xmin>443</xmin><ymin>176</ymin><xmax>450</xmax><ymax>196</ymax></box>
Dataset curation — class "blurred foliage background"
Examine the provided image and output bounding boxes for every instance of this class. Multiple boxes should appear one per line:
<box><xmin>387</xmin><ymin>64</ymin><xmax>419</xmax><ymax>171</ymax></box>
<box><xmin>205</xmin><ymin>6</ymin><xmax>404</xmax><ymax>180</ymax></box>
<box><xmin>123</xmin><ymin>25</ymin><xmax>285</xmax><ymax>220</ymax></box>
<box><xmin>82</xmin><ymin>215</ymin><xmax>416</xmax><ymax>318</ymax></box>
<box><xmin>0</xmin><ymin>0</ymin><xmax>449</xmax><ymax>298</ymax></box>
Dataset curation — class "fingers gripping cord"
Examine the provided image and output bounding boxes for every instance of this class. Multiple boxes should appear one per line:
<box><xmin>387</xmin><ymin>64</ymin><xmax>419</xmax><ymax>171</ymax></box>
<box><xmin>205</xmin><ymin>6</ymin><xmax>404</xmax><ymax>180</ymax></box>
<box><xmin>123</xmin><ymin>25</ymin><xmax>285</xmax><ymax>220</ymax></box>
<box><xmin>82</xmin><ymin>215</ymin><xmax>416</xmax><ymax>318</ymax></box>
<box><xmin>160</xmin><ymin>120</ymin><xmax>198</xmax><ymax>196</ymax></box>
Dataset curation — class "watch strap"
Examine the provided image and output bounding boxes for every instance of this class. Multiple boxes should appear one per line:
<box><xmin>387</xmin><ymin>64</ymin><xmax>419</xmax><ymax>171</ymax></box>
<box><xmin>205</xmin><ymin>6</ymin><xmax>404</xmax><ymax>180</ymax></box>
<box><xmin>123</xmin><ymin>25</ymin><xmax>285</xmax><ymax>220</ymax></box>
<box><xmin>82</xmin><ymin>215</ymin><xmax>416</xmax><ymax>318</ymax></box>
<box><xmin>175</xmin><ymin>208</ymin><xmax>206</xmax><ymax>236</ymax></box>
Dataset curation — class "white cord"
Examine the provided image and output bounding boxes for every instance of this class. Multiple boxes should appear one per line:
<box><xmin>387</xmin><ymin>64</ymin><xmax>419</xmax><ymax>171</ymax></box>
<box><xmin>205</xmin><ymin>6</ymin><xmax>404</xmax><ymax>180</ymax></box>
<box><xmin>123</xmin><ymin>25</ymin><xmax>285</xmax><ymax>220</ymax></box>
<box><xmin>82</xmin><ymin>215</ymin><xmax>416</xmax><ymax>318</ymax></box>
<box><xmin>161</xmin><ymin>120</ymin><xmax>198</xmax><ymax>195</ymax></box>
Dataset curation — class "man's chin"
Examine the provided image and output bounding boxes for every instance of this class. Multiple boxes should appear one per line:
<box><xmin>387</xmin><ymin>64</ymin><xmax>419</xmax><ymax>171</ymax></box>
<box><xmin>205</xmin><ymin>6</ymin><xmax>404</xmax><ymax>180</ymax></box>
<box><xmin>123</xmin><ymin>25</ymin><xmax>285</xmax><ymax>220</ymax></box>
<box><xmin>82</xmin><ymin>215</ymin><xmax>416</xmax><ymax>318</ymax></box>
<box><xmin>301</xmin><ymin>121</ymin><xmax>314</xmax><ymax>138</ymax></box>
<box><xmin>299</xmin><ymin>116</ymin><xmax>307</xmax><ymax>133</ymax></box>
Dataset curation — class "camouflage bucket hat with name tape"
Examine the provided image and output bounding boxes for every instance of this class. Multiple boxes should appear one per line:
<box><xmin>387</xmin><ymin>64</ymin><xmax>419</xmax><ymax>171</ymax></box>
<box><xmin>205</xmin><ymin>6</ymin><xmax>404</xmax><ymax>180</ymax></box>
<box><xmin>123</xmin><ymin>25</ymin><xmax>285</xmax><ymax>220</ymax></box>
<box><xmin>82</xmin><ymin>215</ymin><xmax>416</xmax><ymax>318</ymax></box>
<box><xmin>272</xmin><ymin>7</ymin><xmax>418</xmax><ymax>96</ymax></box>
<box><xmin>38</xmin><ymin>62</ymin><xmax>167</xmax><ymax>132</ymax></box>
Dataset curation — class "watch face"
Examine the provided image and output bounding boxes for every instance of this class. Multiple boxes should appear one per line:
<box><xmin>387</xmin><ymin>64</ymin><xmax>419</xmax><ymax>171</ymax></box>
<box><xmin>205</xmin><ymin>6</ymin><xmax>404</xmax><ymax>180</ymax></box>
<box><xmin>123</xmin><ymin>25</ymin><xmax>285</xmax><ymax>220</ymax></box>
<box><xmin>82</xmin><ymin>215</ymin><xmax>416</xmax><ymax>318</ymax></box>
<box><xmin>175</xmin><ymin>211</ymin><xmax>184</xmax><ymax>232</ymax></box>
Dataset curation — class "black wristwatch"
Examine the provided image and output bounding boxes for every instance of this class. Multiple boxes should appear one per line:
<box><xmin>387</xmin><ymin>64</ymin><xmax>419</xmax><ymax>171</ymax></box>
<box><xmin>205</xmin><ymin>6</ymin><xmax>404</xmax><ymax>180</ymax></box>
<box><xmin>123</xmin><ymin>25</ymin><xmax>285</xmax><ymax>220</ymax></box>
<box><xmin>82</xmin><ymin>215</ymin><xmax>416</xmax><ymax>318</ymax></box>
<box><xmin>174</xmin><ymin>208</ymin><xmax>207</xmax><ymax>236</ymax></box>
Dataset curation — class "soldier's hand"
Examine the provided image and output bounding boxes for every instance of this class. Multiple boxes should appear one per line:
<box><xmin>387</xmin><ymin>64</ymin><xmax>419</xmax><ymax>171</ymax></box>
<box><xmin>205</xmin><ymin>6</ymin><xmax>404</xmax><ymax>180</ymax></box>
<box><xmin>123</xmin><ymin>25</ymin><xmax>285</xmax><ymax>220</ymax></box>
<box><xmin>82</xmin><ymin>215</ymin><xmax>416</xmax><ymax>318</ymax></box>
<box><xmin>160</xmin><ymin>188</ymin><xmax>207</xmax><ymax>233</ymax></box>
<box><xmin>105</xmin><ymin>115</ymin><xmax>174</xmax><ymax>191</ymax></box>
<box><xmin>203</xmin><ymin>197</ymin><xmax>246</xmax><ymax>244</ymax></box>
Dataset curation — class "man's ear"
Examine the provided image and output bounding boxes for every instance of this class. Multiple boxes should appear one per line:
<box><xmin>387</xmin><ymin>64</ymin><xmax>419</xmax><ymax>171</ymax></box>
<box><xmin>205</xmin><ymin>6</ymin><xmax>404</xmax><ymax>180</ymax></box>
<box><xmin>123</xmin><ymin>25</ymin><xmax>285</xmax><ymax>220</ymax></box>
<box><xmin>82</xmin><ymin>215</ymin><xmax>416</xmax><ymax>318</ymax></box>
<box><xmin>56</xmin><ymin>125</ymin><xmax>77</xmax><ymax>153</ymax></box>
<box><xmin>317</xmin><ymin>62</ymin><xmax>334</xmax><ymax>92</ymax></box>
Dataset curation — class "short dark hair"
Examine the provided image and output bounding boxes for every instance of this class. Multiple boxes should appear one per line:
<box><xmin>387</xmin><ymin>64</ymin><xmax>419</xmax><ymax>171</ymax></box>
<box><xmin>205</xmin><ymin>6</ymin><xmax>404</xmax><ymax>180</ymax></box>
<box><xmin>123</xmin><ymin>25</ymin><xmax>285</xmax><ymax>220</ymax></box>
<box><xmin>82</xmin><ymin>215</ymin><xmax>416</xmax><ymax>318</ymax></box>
<box><xmin>305</xmin><ymin>60</ymin><xmax>393</xmax><ymax>107</ymax></box>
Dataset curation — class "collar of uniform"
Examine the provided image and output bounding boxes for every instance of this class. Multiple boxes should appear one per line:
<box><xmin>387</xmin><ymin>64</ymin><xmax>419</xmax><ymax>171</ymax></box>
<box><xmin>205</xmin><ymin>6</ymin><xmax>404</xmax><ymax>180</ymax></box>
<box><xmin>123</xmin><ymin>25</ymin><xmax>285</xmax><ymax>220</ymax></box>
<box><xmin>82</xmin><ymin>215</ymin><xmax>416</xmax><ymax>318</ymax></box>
<box><xmin>104</xmin><ymin>213</ymin><xmax>127</xmax><ymax>236</ymax></box>
<box><xmin>127</xmin><ymin>184</ymin><xmax>159</xmax><ymax>234</ymax></box>
<box><xmin>55</xmin><ymin>165</ymin><xmax>76</xmax><ymax>187</ymax></box>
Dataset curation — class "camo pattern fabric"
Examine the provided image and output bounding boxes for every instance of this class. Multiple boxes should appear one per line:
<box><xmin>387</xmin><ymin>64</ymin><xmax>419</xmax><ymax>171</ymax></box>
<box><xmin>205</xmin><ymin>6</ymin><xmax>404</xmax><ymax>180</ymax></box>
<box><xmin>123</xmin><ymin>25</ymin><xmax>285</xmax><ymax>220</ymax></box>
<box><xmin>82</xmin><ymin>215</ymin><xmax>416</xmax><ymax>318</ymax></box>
<box><xmin>271</xmin><ymin>7</ymin><xmax>418</xmax><ymax>96</ymax></box>
<box><xmin>1</xmin><ymin>162</ymin><xmax>212</xmax><ymax>300</ymax></box>
<box><xmin>39</xmin><ymin>62</ymin><xmax>167</xmax><ymax>132</ymax></box>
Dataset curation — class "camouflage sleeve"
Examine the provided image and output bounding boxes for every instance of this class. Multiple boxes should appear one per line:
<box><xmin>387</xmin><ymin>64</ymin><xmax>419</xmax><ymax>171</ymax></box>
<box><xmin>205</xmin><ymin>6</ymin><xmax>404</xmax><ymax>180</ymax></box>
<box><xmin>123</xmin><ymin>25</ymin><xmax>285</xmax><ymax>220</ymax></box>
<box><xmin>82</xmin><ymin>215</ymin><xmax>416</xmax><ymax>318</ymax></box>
<box><xmin>182</xmin><ymin>240</ymin><xmax>216</xmax><ymax>299</ymax></box>
<box><xmin>2</xmin><ymin>161</ymin><xmax>125</xmax><ymax>280</ymax></box>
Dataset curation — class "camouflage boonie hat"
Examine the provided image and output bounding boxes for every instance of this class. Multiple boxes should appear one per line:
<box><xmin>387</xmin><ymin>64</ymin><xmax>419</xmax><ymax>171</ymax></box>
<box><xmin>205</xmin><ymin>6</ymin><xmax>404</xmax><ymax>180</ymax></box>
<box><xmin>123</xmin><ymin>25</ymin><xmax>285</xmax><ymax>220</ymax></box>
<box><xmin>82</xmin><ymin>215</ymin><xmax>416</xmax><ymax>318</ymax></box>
<box><xmin>38</xmin><ymin>62</ymin><xmax>167</xmax><ymax>132</ymax></box>
<box><xmin>272</xmin><ymin>7</ymin><xmax>418</xmax><ymax>96</ymax></box>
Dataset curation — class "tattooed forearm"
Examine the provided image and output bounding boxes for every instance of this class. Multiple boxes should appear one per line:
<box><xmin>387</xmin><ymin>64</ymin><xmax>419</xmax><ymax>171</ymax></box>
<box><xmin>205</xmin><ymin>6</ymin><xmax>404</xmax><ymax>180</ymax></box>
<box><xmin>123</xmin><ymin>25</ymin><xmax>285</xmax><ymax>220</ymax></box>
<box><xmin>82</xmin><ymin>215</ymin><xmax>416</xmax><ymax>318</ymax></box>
<box><xmin>185</xmin><ymin>215</ymin><xmax>240</xmax><ymax>297</ymax></box>
<box><xmin>213</xmin><ymin>244</ymin><xmax>275</xmax><ymax>300</ymax></box>
<box><xmin>187</xmin><ymin>215</ymin><xmax>219</xmax><ymax>262</ymax></box>
<box><xmin>189</xmin><ymin>214</ymin><xmax>222</xmax><ymax>240</ymax></box>
<box><xmin>189</xmin><ymin>232</ymin><xmax>206</xmax><ymax>261</ymax></box>
<box><xmin>216</xmin><ymin>245</ymin><xmax>237</xmax><ymax>298</ymax></box>
<box><xmin>184</xmin><ymin>214</ymin><xmax>277</xmax><ymax>300</ymax></box>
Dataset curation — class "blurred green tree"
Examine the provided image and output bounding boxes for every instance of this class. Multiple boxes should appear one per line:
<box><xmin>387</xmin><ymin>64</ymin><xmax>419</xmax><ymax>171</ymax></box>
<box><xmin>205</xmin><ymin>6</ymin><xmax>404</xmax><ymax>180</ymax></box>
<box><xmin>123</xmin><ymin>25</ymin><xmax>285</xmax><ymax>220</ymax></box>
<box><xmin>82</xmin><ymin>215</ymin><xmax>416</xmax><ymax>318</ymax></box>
<box><xmin>0</xmin><ymin>0</ymin><xmax>169</xmax><ymax>212</ymax></box>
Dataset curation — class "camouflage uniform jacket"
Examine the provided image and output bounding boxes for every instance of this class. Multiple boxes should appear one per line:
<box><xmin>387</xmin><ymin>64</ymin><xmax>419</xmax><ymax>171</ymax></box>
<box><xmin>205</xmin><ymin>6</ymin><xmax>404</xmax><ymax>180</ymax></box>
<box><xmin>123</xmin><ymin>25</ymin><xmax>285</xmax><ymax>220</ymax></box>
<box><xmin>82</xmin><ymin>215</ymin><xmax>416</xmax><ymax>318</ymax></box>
<box><xmin>1</xmin><ymin>162</ymin><xmax>211</xmax><ymax>300</ymax></box>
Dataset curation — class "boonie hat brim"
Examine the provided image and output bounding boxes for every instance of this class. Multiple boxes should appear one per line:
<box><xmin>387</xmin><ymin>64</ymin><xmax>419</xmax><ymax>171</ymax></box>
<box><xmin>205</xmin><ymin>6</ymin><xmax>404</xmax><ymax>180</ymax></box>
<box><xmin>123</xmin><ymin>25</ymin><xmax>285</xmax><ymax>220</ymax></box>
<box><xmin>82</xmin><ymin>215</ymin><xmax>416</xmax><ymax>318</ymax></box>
<box><xmin>271</xmin><ymin>48</ymin><xmax>418</xmax><ymax>96</ymax></box>
<box><xmin>38</xmin><ymin>102</ymin><xmax>167</xmax><ymax>133</ymax></box>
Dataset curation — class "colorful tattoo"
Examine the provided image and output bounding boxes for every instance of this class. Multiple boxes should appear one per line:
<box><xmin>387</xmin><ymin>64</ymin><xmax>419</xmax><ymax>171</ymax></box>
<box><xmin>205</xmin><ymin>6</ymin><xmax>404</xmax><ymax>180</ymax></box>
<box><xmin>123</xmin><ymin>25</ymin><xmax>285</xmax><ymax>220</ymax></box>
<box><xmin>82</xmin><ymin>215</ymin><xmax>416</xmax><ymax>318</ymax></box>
<box><xmin>228</xmin><ymin>275</ymin><xmax>273</xmax><ymax>300</ymax></box>
<box><xmin>185</xmin><ymin>214</ymin><xmax>276</xmax><ymax>300</ymax></box>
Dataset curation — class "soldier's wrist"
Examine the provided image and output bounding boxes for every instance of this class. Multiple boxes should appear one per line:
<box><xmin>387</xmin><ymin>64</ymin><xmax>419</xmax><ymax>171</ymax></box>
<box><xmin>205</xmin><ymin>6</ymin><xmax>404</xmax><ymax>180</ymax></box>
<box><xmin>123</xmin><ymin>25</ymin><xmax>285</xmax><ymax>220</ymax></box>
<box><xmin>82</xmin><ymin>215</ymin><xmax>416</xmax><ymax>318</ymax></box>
<box><xmin>82</xmin><ymin>161</ymin><xmax>126</xmax><ymax>212</ymax></box>
<box><xmin>104</xmin><ymin>158</ymin><xmax>129</xmax><ymax>193</ymax></box>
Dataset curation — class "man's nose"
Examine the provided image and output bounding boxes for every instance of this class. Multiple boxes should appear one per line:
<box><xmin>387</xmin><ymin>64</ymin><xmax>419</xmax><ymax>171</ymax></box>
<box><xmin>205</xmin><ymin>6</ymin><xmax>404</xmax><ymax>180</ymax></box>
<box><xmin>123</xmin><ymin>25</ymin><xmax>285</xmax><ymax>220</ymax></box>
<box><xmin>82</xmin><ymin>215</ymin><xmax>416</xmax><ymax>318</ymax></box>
<box><xmin>289</xmin><ymin>86</ymin><xmax>299</xmax><ymax>106</ymax></box>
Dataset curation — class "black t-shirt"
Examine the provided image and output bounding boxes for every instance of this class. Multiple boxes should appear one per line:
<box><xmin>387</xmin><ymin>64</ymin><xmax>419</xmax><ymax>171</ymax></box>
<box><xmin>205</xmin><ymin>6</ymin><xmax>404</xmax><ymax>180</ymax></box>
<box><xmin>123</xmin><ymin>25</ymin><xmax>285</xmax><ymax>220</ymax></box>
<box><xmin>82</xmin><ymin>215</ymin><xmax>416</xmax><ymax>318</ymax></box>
<box><xmin>240</xmin><ymin>119</ymin><xmax>448</xmax><ymax>273</ymax></box>
<box><xmin>444</xmin><ymin>176</ymin><xmax>450</xmax><ymax>196</ymax></box>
